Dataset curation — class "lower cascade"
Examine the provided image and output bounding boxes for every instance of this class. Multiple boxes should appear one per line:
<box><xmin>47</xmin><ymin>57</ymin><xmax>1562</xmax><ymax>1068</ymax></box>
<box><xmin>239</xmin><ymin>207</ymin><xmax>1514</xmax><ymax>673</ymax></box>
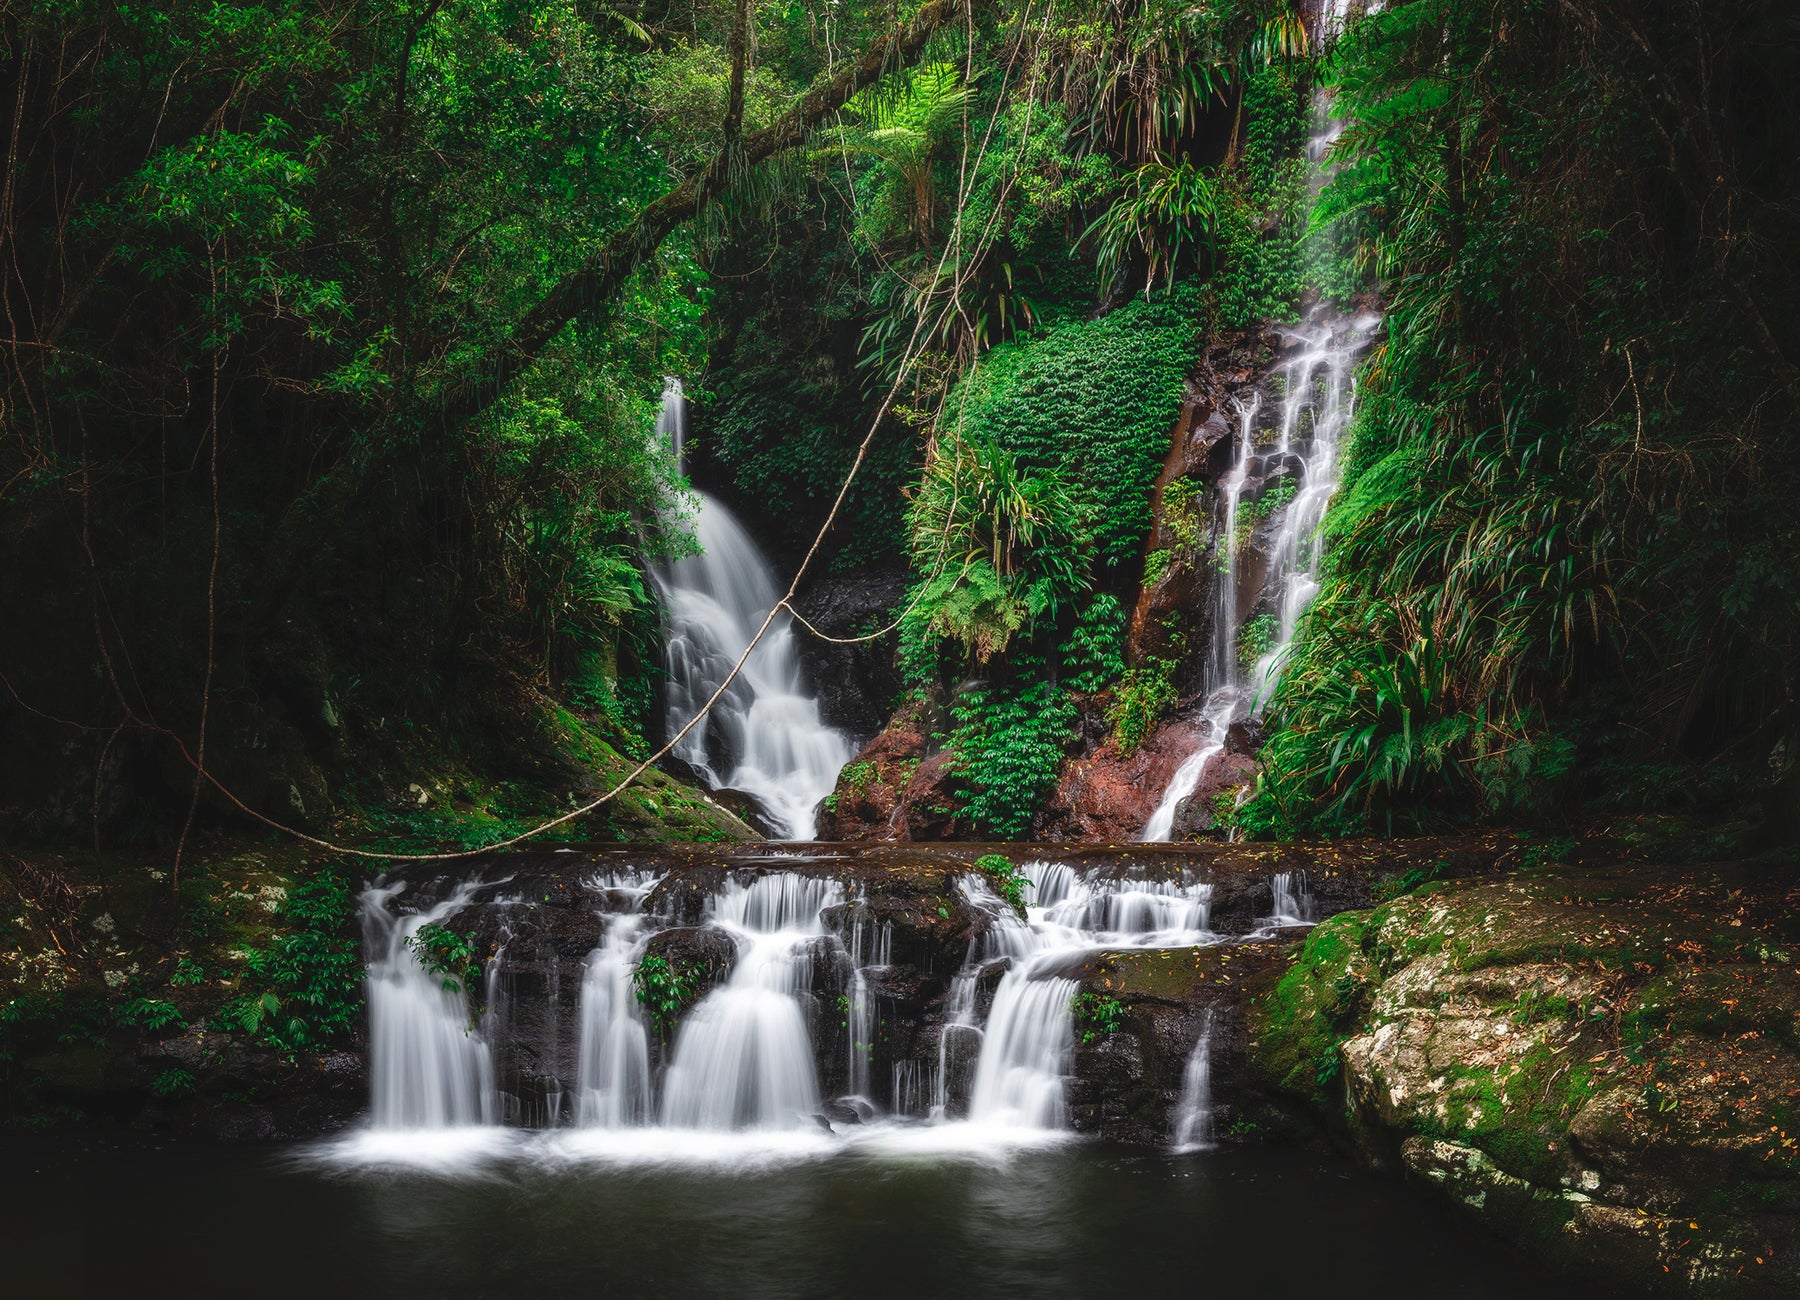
<box><xmin>357</xmin><ymin>852</ymin><xmax>1301</xmax><ymax>1151</ymax></box>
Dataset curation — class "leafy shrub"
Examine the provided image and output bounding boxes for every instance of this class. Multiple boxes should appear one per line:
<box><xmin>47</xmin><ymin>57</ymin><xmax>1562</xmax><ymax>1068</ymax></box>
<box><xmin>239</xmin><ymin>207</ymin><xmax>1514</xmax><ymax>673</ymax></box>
<box><xmin>633</xmin><ymin>955</ymin><xmax>700</xmax><ymax>1037</ymax></box>
<box><xmin>1071</xmin><ymin>991</ymin><xmax>1125</xmax><ymax>1044</ymax></box>
<box><xmin>1109</xmin><ymin>657</ymin><xmax>1179</xmax><ymax>758</ymax></box>
<box><xmin>948</xmin><ymin>675</ymin><xmax>1077</xmax><ymax>839</ymax></box>
<box><xmin>212</xmin><ymin>873</ymin><xmax>362</xmax><ymax>1052</ymax></box>
<box><xmin>407</xmin><ymin>923</ymin><xmax>480</xmax><ymax>995</ymax></box>
<box><xmin>1237</xmin><ymin>613</ymin><xmax>1278</xmax><ymax>671</ymax></box>
<box><xmin>149</xmin><ymin>1067</ymin><xmax>196</xmax><ymax>1100</ymax></box>
<box><xmin>1060</xmin><ymin>594</ymin><xmax>1127</xmax><ymax>693</ymax></box>
<box><xmin>114</xmin><ymin>998</ymin><xmax>185</xmax><ymax>1035</ymax></box>
<box><xmin>946</xmin><ymin>290</ymin><xmax>1202</xmax><ymax>569</ymax></box>
<box><xmin>974</xmin><ymin>853</ymin><xmax>1031</xmax><ymax>914</ymax></box>
<box><xmin>902</xmin><ymin>434</ymin><xmax>1091</xmax><ymax>665</ymax></box>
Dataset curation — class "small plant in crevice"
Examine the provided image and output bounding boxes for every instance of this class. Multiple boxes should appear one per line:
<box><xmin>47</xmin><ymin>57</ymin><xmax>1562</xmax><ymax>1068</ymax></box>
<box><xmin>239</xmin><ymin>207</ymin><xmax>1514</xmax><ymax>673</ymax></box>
<box><xmin>974</xmin><ymin>853</ymin><xmax>1031</xmax><ymax>913</ymax></box>
<box><xmin>1372</xmin><ymin>858</ymin><xmax>1450</xmax><ymax>902</ymax></box>
<box><xmin>149</xmin><ymin>1067</ymin><xmax>197</xmax><ymax>1100</ymax></box>
<box><xmin>1237</xmin><ymin>613</ymin><xmax>1278</xmax><ymax>671</ymax></box>
<box><xmin>1108</xmin><ymin>657</ymin><xmax>1178</xmax><ymax>758</ymax></box>
<box><xmin>407</xmin><ymin>923</ymin><xmax>481</xmax><ymax>995</ymax></box>
<box><xmin>1071</xmin><ymin>990</ymin><xmax>1126</xmax><ymax>1044</ymax></box>
<box><xmin>633</xmin><ymin>954</ymin><xmax>700</xmax><ymax>1037</ymax></box>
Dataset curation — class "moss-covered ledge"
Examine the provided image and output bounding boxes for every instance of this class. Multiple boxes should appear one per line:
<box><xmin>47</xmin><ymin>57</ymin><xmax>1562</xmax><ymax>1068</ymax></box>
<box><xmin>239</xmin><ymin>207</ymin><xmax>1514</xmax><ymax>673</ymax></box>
<box><xmin>1249</xmin><ymin>861</ymin><xmax>1800</xmax><ymax>1297</ymax></box>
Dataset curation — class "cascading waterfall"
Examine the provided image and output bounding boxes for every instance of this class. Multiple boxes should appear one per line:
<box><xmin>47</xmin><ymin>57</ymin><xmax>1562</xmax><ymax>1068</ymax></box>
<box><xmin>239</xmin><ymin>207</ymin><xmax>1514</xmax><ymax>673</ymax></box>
<box><xmin>967</xmin><ymin>972</ymin><xmax>1080</xmax><ymax>1128</ymax></box>
<box><xmin>657</xmin><ymin>874</ymin><xmax>842</xmax><ymax>1129</ymax></box>
<box><xmin>575</xmin><ymin>869</ymin><xmax>662</xmax><ymax>1128</ymax></box>
<box><xmin>1269</xmin><ymin>870</ymin><xmax>1316</xmax><ymax>926</ymax></box>
<box><xmin>354</xmin><ymin>860</ymin><xmax>1260</xmax><ymax>1156</ymax></box>
<box><xmin>364</xmin><ymin>880</ymin><xmax>498</xmax><ymax>1129</ymax></box>
<box><xmin>949</xmin><ymin>865</ymin><xmax>1220</xmax><ymax>1130</ymax></box>
<box><xmin>1139</xmin><ymin>73</ymin><xmax>1381</xmax><ymax>841</ymax></box>
<box><xmin>648</xmin><ymin>379</ymin><xmax>851</xmax><ymax>839</ymax></box>
<box><xmin>1140</xmin><ymin>313</ymin><xmax>1379</xmax><ymax>840</ymax></box>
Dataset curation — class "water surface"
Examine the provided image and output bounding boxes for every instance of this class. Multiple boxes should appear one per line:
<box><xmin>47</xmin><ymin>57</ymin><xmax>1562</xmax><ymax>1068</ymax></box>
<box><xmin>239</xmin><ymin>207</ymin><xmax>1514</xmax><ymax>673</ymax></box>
<box><xmin>2</xmin><ymin>1133</ymin><xmax>1593</xmax><ymax>1298</ymax></box>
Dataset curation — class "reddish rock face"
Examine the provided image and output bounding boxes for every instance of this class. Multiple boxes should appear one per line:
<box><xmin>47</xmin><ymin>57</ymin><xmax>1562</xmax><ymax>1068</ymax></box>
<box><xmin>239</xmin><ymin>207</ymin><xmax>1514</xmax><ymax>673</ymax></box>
<box><xmin>1034</xmin><ymin>717</ymin><xmax>1209</xmax><ymax>842</ymax></box>
<box><xmin>813</xmin><ymin>697</ymin><xmax>965</xmax><ymax>841</ymax></box>
<box><xmin>1169</xmin><ymin>751</ymin><xmax>1259</xmax><ymax>839</ymax></box>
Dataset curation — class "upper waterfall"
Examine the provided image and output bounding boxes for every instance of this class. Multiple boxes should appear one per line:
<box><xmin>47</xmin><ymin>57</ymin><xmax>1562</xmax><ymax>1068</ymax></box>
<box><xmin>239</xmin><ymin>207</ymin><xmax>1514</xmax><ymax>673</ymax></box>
<box><xmin>648</xmin><ymin>379</ymin><xmax>852</xmax><ymax>840</ymax></box>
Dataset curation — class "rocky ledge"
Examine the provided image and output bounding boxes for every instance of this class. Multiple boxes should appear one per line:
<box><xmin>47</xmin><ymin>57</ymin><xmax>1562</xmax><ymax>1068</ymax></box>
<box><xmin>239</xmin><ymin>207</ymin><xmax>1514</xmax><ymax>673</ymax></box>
<box><xmin>1249</xmin><ymin>858</ymin><xmax>1800</xmax><ymax>1296</ymax></box>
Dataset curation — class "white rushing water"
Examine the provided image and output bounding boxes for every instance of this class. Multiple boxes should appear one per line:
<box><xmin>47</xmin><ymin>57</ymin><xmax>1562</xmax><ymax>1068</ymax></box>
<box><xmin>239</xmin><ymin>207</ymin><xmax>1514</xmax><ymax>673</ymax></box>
<box><xmin>345</xmin><ymin>860</ymin><xmax>1329</xmax><ymax>1167</ymax></box>
<box><xmin>365</xmin><ymin>879</ymin><xmax>497</xmax><ymax>1129</ymax></box>
<box><xmin>949</xmin><ymin>864</ymin><xmax>1220</xmax><ymax>1130</ymax></box>
<box><xmin>575</xmin><ymin>870</ymin><xmax>661</xmax><ymax>1128</ymax></box>
<box><xmin>1171</xmin><ymin>1009</ymin><xmax>1215</xmax><ymax>1151</ymax></box>
<box><xmin>659</xmin><ymin>874</ymin><xmax>842</xmax><ymax>1129</ymax></box>
<box><xmin>1140</xmin><ymin>311</ymin><xmax>1378</xmax><ymax>840</ymax></box>
<box><xmin>649</xmin><ymin>379</ymin><xmax>851</xmax><ymax>840</ymax></box>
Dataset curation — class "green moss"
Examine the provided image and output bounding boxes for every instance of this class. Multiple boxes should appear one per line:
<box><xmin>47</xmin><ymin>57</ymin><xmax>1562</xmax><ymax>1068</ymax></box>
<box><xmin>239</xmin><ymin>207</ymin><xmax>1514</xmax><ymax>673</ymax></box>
<box><xmin>1251</xmin><ymin>912</ymin><xmax>1374</xmax><ymax>1098</ymax></box>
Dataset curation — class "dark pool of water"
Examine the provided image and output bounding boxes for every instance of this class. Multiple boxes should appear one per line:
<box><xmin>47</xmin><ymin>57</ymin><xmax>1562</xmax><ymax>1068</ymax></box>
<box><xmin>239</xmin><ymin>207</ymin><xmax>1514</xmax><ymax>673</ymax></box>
<box><xmin>1</xmin><ymin>1132</ymin><xmax>1595</xmax><ymax>1298</ymax></box>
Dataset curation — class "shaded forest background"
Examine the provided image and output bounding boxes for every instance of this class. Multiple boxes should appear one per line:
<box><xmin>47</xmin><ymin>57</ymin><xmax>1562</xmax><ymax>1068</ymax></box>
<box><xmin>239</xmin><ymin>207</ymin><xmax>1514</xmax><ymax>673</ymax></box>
<box><xmin>1</xmin><ymin>0</ymin><xmax>1795</xmax><ymax>858</ymax></box>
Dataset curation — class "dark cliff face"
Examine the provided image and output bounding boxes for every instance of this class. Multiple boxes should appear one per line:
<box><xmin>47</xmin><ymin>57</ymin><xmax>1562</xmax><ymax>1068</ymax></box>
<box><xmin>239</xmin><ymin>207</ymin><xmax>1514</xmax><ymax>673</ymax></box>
<box><xmin>789</xmin><ymin>568</ymin><xmax>910</xmax><ymax>743</ymax></box>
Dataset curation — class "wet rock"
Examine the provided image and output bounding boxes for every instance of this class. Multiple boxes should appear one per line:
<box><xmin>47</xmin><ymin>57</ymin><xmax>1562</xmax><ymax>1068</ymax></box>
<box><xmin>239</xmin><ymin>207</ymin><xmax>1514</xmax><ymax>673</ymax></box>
<box><xmin>814</xmin><ymin>696</ymin><xmax>963</xmax><ymax>841</ymax></box>
<box><xmin>710</xmin><ymin>787</ymin><xmax>785</xmax><ymax>838</ymax></box>
<box><xmin>1168</xmin><ymin>752</ymin><xmax>1259</xmax><ymax>840</ymax></box>
<box><xmin>643</xmin><ymin>926</ymin><xmax>738</xmax><ymax>985</ymax></box>
<box><xmin>789</xmin><ymin>567</ymin><xmax>909</xmax><ymax>740</ymax></box>
<box><xmin>1224</xmin><ymin>718</ymin><xmax>1263</xmax><ymax>757</ymax></box>
<box><xmin>1035</xmin><ymin>717</ymin><xmax>1208</xmax><ymax>841</ymax></box>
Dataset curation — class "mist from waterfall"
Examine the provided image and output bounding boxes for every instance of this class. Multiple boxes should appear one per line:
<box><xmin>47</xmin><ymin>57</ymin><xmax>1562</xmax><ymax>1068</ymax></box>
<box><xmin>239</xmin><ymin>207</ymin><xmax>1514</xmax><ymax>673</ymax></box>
<box><xmin>647</xmin><ymin>379</ymin><xmax>851</xmax><ymax>840</ymax></box>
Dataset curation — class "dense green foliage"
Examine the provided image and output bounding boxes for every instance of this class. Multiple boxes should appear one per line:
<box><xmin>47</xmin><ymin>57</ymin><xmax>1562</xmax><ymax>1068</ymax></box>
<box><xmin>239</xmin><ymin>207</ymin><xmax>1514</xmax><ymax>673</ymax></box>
<box><xmin>1247</xmin><ymin>0</ymin><xmax>1800</xmax><ymax>833</ymax></box>
<box><xmin>212</xmin><ymin>874</ymin><xmax>363</xmax><ymax>1050</ymax></box>
<box><xmin>633</xmin><ymin>954</ymin><xmax>701</xmax><ymax>1036</ymax></box>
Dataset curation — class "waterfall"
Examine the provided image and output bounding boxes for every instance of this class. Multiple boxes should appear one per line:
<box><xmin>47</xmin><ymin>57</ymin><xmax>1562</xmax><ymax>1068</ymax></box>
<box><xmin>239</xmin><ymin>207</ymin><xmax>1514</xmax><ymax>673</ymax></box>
<box><xmin>967</xmin><ymin>970</ymin><xmax>1079</xmax><ymax>1129</ymax></box>
<box><xmin>940</xmin><ymin>865</ymin><xmax>1219</xmax><ymax>1132</ymax></box>
<box><xmin>364</xmin><ymin>880</ymin><xmax>497</xmax><ymax>1129</ymax></box>
<box><xmin>575</xmin><ymin>915</ymin><xmax>653</xmax><ymax>1127</ymax></box>
<box><xmin>1140</xmin><ymin>316</ymin><xmax>1379</xmax><ymax>840</ymax></box>
<box><xmin>1269</xmin><ymin>870</ymin><xmax>1316</xmax><ymax>926</ymax></box>
<box><xmin>657</xmin><ymin>874</ymin><xmax>842</xmax><ymax>1129</ymax></box>
<box><xmin>357</xmin><ymin>860</ymin><xmax>1232</xmax><ymax>1150</ymax></box>
<box><xmin>648</xmin><ymin>378</ymin><xmax>851</xmax><ymax>840</ymax></box>
<box><xmin>1171</xmin><ymin>1010</ymin><xmax>1215</xmax><ymax>1151</ymax></box>
<box><xmin>1139</xmin><ymin>72</ymin><xmax>1382</xmax><ymax>842</ymax></box>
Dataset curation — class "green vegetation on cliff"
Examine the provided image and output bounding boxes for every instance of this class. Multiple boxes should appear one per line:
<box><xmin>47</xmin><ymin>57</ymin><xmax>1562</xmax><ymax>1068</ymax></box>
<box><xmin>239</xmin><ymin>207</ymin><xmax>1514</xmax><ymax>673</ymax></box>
<box><xmin>1245</xmin><ymin>0</ymin><xmax>1799</xmax><ymax>836</ymax></box>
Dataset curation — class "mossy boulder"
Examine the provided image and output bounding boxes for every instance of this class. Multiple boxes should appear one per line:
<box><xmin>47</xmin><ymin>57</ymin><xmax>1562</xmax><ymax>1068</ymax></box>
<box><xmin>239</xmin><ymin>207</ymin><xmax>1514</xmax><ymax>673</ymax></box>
<box><xmin>1250</xmin><ymin>861</ymin><xmax>1800</xmax><ymax>1296</ymax></box>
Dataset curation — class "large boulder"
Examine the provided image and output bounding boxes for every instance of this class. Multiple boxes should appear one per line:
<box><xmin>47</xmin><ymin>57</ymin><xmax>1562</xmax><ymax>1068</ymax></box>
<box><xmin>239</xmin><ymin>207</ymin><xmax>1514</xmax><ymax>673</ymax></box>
<box><xmin>1250</xmin><ymin>860</ymin><xmax>1800</xmax><ymax>1297</ymax></box>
